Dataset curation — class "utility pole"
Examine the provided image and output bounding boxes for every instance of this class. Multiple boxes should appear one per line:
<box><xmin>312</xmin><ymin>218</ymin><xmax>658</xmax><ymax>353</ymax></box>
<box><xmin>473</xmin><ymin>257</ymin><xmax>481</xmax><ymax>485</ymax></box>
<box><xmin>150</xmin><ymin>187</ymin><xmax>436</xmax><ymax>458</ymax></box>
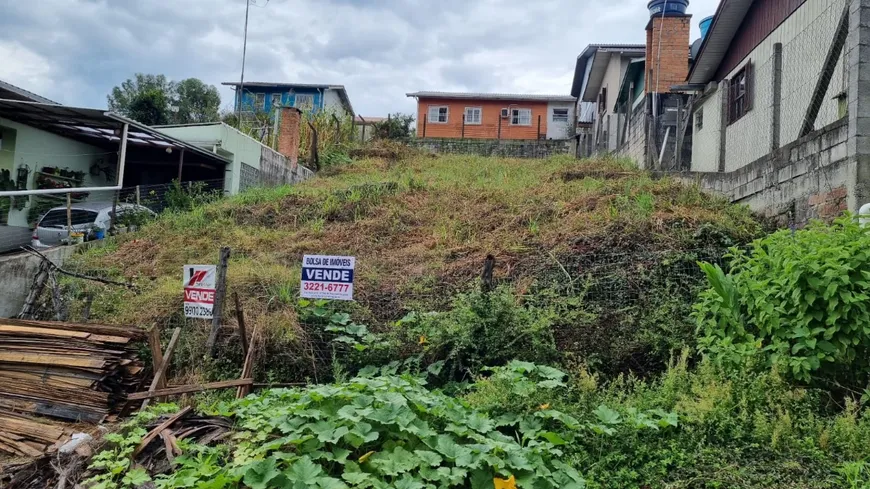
<box><xmin>237</xmin><ymin>0</ymin><xmax>252</xmax><ymax>125</ymax></box>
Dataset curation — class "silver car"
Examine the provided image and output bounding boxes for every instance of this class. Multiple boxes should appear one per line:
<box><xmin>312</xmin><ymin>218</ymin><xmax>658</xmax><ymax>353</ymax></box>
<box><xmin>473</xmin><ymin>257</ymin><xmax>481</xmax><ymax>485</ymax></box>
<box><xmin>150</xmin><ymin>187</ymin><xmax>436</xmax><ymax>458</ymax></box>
<box><xmin>31</xmin><ymin>202</ymin><xmax>154</xmax><ymax>249</ymax></box>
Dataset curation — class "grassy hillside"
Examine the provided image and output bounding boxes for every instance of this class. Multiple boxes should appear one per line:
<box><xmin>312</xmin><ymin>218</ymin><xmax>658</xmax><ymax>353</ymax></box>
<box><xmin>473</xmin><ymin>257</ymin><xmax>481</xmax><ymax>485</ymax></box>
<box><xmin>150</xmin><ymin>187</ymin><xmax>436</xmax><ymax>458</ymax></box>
<box><xmin>61</xmin><ymin>154</ymin><xmax>870</xmax><ymax>489</ymax></box>
<box><xmin>60</xmin><ymin>154</ymin><xmax>762</xmax><ymax>385</ymax></box>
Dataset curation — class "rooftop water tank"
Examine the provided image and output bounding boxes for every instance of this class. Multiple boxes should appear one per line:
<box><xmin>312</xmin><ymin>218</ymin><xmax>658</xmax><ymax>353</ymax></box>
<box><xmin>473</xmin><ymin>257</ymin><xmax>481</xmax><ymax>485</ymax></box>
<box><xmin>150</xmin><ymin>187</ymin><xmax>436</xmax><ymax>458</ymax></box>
<box><xmin>699</xmin><ymin>15</ymin><xmax>714</xmax><ymax>39</ymax></box>
<box><xmin>648</xmin><ymin>0</ymin><xmax>690</xmax><ymax>17</ymax></box>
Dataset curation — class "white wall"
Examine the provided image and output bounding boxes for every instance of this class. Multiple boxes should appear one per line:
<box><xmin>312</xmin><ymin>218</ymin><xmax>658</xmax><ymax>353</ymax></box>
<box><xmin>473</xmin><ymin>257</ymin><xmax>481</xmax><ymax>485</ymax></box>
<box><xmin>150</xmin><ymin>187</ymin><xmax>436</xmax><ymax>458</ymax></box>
<box><xmin>593</xmin><ymin>55</ymin><xmax>632</xmax><ymax>152</ymax></box>
<box><xmin>323</xmin><ymin>90</ymin><xmax>351</xmax><ymax>117</ymax></box>
<box><xmin>693</xmin><ymin>0</ymin><xmax>847</xmax><ymax>173</ymax></box>
<box><xmin>0</xmin><ymin>118</ymin><xmax>110</xmax><ymax>228</ymax></box>
<box><xmin>546</xmin><ymin>101</ymin><xmax>576</xmax><ymax>140</ymax></box>
<box><xmin>691</xmin><ymin>88</ymin><xmax>723</xmax><ymax>173</ymax></box>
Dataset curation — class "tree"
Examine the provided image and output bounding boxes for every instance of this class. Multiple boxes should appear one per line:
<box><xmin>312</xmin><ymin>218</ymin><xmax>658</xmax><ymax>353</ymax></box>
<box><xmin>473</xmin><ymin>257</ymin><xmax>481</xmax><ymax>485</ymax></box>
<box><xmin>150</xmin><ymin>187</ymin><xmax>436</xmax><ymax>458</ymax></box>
<box><xmin>126</xmin><ymin>89</ymin><xmax>171</xmax><ymax>126</ymax></box>
<box><xmin>372</xmin><ymin>113</ymin><xmax>415</xmax><ymax>140</ymax></box>
<box><xmin>107</xmin><ymin>74</ymin><xmax>221</xmax><ymax>125</ymax></box>
<box><xmin>174</xmin><ymin>78</ymin><xmax>221</xmax><ymax>124</ymax></box>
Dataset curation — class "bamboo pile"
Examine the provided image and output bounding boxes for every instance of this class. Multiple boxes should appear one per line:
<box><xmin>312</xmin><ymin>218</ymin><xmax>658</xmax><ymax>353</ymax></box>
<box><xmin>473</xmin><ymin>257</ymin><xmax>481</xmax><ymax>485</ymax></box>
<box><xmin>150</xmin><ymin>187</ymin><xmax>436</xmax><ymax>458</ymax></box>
<box><xmin>0</xmin><ymin>319</ymin><xmax>146</xmax><ymax>425</ymax></box>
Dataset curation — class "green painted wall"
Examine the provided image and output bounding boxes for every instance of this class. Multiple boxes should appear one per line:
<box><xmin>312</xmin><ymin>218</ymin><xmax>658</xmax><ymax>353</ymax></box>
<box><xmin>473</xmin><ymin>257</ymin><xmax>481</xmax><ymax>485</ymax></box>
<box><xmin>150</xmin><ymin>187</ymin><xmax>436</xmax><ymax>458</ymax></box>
<box><xmin>0</xmin><ymin>127</ymin><xmax>17</xmax><ymax>173</ymax></box>
<box><xmin>157</xmin><ymin>123</ymin><xmax>267</xmax><ymax>195</ymax></box>
<box><xmin>0</xmin><ymin>117</ymin><xmax>110</xmax><ymax>228</ymax></box>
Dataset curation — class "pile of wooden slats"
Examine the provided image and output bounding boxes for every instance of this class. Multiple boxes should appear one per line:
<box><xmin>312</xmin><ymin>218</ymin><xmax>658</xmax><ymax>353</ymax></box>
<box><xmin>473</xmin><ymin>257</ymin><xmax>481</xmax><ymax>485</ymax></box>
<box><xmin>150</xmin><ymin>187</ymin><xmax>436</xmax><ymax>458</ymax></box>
<box><xmin>0</xmin><ymin>319</ymin><xmax>146</xmax><ymax>426</ymax></box>
<box><xmin>0</xmin><ymin>413</ymin><xmax>76</xmax><ymax>458</ymax></box>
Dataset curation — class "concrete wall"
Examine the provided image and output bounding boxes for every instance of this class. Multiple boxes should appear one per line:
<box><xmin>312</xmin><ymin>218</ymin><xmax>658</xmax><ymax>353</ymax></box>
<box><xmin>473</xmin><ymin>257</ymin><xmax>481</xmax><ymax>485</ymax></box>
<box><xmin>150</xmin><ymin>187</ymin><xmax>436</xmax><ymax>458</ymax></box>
<box><xmin>676</xmin><ymin>119</ymin><xmax>850</xmax><ymax>226</ymax></box>
<box><xmin>545</xmin><ymin>101</ymin><xmax>576</xmax><ymax>140</ymax></box>
<box><xmin>157</xmin><ymin>122</ymin><xmax>313</xmax><ymax>195</ymax></box>
<box><xmin>691</xmin><ymin>87</ymin><xmax>723</xmax><ymax>173</ymax></box>
<box><xmin>322</xmin><ymin>90</ymin><xmax>351</xmax><ymax>117</ymax></box>
<box><xmin>616</xmin><ymin>99</ymin><xmax>648</xmax><ymax>166</ymax></box>
<box><xmin>0</xmin><ymin>245</ymin><xmax>78</xmax><ymax>318</ymax></box>
<box><xmin>692</xmin><ymin>0</ymin><xmax>848</xmax><ymax>173</ymax></box>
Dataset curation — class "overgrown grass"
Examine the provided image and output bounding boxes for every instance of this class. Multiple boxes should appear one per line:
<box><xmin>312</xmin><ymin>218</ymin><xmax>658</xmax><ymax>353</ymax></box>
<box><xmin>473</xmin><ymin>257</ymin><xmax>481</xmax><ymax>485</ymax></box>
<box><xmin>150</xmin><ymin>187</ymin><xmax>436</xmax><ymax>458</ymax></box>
<box><xmin>61</xmin><ymin>153</ymin><xmax>764</xmax><ymax>384</ymax></box>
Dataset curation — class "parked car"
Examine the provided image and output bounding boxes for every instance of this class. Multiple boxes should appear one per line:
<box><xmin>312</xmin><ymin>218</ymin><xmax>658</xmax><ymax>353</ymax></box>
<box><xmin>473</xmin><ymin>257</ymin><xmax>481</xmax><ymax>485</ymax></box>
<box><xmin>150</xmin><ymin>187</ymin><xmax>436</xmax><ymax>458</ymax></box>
<box><xmin>31</xmin><ymin>202</ymin><xmax>155</xmax><ymax>249</ymax></box>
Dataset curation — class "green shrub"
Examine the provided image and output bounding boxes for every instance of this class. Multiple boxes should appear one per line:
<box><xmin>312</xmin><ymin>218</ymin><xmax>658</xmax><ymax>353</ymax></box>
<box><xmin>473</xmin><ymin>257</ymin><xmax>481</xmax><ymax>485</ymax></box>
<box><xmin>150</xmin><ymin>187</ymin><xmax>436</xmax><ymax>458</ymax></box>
<box><xmin>695</xmin><ymin>215</ymin><xmax>870</xmax><ymax>383</ymax></box>
<box><xmin>394</xmin><ymin>285</ymin><xmax>560</xmax><ymax>378</ymax></box>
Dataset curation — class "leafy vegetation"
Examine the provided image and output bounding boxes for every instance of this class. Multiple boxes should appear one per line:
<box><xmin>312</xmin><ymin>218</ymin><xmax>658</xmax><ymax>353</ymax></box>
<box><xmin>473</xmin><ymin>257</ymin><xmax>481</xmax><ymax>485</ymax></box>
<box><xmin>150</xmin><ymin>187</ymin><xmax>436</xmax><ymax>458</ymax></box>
<box><xmin>695</xmin><ymin>215</ymin><xmax>870</xmax><ymax>384</ymax></box>
<box><xmin>107</xmin><ymin>74</ymin><xmax>221</xmax><ymax>126</ymax></box>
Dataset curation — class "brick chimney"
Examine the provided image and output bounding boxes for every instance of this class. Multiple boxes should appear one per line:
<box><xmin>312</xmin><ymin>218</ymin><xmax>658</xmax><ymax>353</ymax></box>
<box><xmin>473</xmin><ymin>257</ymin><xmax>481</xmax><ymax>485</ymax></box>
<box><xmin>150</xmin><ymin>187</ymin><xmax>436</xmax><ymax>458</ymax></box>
<box><xmin>276</xmin><ymin>107</ymin><xmax>302</xmax><ymax>166</ymax></box>
<box><xmin>645</xmin><ymin>13</ymin><xmax>692</xmax><ymax>94</ymax></box>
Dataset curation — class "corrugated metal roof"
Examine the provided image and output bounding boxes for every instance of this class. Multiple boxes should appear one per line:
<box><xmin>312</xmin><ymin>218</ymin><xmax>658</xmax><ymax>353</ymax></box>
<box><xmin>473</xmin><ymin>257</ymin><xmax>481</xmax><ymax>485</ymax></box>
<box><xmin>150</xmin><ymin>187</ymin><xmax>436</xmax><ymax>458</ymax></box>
<box><xmin>686</xmin><ymin>0</ymin><xmax>755</xmax><ymax>84</ymax></box>
<box><xmin>406</xmin><ymin>91</ymin><xmax>576</xmax><ymax>102</ymax></box>
<box><xmin>0</xmin><ymin>99</ymin><xmax>229</xmax><ymax>163</ymax></box>
<box><xmin>0</xmin><ymin>79</ymin><xmax>58</xmax><ymax>105</ymax></box>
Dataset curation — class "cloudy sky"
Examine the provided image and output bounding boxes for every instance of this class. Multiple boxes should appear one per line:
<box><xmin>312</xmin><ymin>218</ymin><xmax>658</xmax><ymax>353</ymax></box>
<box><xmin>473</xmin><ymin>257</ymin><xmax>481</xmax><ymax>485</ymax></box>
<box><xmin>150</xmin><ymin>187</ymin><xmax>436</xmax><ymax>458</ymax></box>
<box><xmin>0</xmin><ymin>0</ymin><xmax>719</xmax><ymax>117</ymax></box>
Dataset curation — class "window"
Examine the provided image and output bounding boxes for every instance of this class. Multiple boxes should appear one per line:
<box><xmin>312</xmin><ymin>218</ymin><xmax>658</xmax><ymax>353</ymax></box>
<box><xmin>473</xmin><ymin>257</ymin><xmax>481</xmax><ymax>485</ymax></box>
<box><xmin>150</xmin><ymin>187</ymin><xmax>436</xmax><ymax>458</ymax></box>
<box><xmin>39</xmin><ymin>209</ymin><xmax>98</xmax><ymax>228</ymax></box>
<box><xmin>729</xmin><ymin>62</ymin><xmax>754</xmax><ymax>124</ymax></box>
<box><xmin>271</xmin><ymin>93</ymin><xmax>282</xmax><ymax>108</ymax></box>
<box><xmin>552</xmin><ymin>108</ymin><xmax>569</xmax><ymax>123</ymax></box>
<box><xmin>511</xmin><ymin>108</ymin><xmax>532</xmax><ymax>126</ymax></box>
<box><xmin>696</xmin><ymin>108</ymin><xmax>704</xmax><ymax>130</ymax></box>
<box><xmin>255</xmin><ymin>93</ymin><xmax>266</xmax><ymax>110</ymax></box>
<box><xmin>464</xmin><ymin>107</ymin><xmax>482</xmax><ymax>125</ymax></box>
<box><xmin>294</xmin><ymin>94</ymin><xmax>314</xmax><ymax>111</ymax></box>
<box><xmin>428</xmin><ymin>106</ymin><xmax>449</xmax><ymax>123</ymax></box>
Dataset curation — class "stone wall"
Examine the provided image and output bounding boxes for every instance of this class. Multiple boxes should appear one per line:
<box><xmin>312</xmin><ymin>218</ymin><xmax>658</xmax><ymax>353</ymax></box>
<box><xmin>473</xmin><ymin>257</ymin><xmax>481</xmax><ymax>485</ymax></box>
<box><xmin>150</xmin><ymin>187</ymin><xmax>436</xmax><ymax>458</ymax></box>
<box><xmin>407</xmin><ymin>138</ymin><xmax>573</xmax><ymax>159</ymax></box>
<box><xmin>669</xmin><ymin>118</ymin><xmax>851</xmax><ymax>226</ymax></box>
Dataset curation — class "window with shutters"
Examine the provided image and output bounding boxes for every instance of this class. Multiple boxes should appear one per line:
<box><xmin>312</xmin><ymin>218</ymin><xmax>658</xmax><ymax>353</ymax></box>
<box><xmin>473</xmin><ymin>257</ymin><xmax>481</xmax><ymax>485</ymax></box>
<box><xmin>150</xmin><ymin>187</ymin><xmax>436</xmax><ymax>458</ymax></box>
<box><xmin>729</xmin><ymin>62</ymin><xmax>753</xmax><ymax>124</ymax></box>
<box><xmin>428</xmin><ymin>106</ymin><xmax>449</xmax><ymax>123</ymax></box>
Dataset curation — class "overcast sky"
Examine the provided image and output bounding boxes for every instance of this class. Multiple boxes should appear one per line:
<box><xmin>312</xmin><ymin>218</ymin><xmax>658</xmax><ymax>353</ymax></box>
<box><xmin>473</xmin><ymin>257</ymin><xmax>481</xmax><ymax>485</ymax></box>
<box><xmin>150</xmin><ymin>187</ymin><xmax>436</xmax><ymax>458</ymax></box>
<box><xmin>0</xmin><ymin>0</ymin><xmax>719</xmax><ymax>117</ymax></box>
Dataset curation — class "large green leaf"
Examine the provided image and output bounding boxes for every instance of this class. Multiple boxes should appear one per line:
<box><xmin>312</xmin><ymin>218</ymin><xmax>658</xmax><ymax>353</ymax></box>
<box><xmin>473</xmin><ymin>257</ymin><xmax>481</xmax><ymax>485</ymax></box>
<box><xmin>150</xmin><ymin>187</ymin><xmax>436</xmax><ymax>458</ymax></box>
<box><xmin>243</xmin><ymin>458</ymin><xmax>281</xmax><ymax>489</ymax></box>
<box><xmin>285</xmin><ymin>456</ymin><xmax>323</xmax><ymax>485</ymax></box>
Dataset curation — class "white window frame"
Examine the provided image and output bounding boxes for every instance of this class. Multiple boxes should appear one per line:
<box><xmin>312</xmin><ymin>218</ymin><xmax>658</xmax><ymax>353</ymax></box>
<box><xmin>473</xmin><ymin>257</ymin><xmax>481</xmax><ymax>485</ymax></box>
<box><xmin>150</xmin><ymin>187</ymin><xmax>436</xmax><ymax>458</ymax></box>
<box><xmin>428</xmin><ymin>105</ymin><xmax>449</xmax><ymax>124</ymax></box>
<box><xmin>464</xmin><ymin>107</ymin><xmax>482</xmax><ymax>125</ymax></box>
<box><xmin>552</xmin><ymin>108</ymin><xmax>569</xmax><ymax>123</ymax></box>
<box><xmin>294</xmin><ymin>93</ymin><xmax>315</xmax><ymax>111</ymax></box>
<box><xmin>271</xmin><ymin>93</ymin><xmax>282</xmax><ymax>108</ymax></box>
<box><xmin>255</xmin><ymin>93</ymin><xmax>266</xmax><ymax>110</ymax></box>
<box><xmin>510</xmin><ymin>108</ymin><xmax>532</xmax><ymax>126</ymax></box>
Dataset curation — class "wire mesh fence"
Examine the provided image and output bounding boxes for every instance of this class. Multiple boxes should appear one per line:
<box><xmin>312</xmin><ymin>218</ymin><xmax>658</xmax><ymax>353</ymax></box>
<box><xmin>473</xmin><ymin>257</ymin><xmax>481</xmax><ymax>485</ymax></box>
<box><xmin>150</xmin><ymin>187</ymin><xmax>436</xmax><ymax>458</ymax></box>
<box><xmin>29</xmin><ymin>244</ymin><xmax>732</xmax><ymax>385</ymax></box>
<box><xmin>0</xmin><ymin>179</ymin><xmax>225</xmax><ymax>254</ymax></box>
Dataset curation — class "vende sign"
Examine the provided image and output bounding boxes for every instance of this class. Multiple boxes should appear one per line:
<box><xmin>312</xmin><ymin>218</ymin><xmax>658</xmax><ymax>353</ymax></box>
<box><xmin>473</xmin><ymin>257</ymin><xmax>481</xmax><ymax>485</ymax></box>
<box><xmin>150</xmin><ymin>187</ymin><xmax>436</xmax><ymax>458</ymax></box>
<box><xmin>301</xmin><ymin>255</ymin><xmax>355</xmax><ymax>301</ymax></box>
<box><xmin>183</xmin><ymin>265</ymin><xmax>217</xmax><ymax>319</ymax></box>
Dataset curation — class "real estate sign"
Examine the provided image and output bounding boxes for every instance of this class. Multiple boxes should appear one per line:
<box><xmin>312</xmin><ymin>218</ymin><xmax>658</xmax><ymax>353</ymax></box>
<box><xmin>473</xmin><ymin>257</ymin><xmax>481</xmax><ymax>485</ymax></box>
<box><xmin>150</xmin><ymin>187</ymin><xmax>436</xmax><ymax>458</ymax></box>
<box><xmin>183</xmin><ymin>264</ymin><xmax>217</xmax><ymax>319</ymax></box>
<box><xmin>301</xmin><ymin>255</ymin><xmax>355</xmax><ymax>301</ymax></box>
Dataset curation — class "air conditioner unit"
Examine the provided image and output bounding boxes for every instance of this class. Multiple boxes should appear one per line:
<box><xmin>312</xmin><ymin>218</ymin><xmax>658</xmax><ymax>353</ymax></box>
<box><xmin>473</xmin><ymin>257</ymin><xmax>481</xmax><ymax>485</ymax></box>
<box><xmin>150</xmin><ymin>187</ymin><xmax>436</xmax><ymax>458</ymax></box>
<box><xmin>500</xmin><ymin>108</ymin><xmax>510</xmax><ymax>118</ymax></box>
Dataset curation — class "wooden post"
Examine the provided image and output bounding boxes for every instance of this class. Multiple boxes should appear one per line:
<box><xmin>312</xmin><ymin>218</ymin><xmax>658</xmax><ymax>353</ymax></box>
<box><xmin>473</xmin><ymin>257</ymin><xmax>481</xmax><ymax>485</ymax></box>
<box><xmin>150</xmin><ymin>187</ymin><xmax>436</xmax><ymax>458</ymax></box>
<box><xmin>308</xmin><ymin>121</ymin><xmax>320</xmax><ymax>171</ymax></box>
<box><xmin>237</xmin><ymin>323</ymin><xmax>260</xmax><ymax>398</ymax></box>
<box><xmin>135</xmin><ymin>185</ymin><xmax>141</xmax><ymax>206</ymax></box>
<box><xmin>461</xmin><ymin>113</ymin><xmax>466</xmax><ymax>139</ymax></box>
<box><xmin>177</xmin><ymin>148</ymin><xmax>185</xmax><ymax>183</ymax></box>
<box><xmin>110</xmin><ymin>190</ymin><xmax>119</xmax><ymax>233</ymax></box>
<box><xmin>17</xmin><ymin>260</ymin><xmax>50</xmax><ymax>319</ymax></box>
<box><xmin>481</xmin><ymin>255</ymin><xmax>495</xmax><ymax>293</ymax></box>
<box><xmin>142</xmin><ymin>327</ymin><xmax>182</xmax><ymax>410</ymax></box>
<box><xmin>234</xmin><ymin>291</ymin><xmax>248</xmax><ymax>357</ymax></box>
<box><xmin>205</xmin><ymin>247</ymin><xmax>231</xmax><ymax>357</ymax></box>
<box><xmin>65</xmin><ymin>192</ymin><xmax>72</xmax><ymax>238</ymax></box>
<box><xmin>147</xmin><ymin>325</ymin><xmax>166</xmax><ymax>390</ymax></box>
<box><xmin>537</xmin><ymin>115</ymin><xmax>542</xmax><ymax>140</ymax></box>
<box><xmin>359</xmin><ymin>115</ymin><xmax>366</xmax><ymax>142</ymax></box>
<box><xmin>422</xmin><ymin>115</ymin><xmax>427</xmax><ymax>138</ymax></box>
<box><xmin>497</xmin><ymin>116</ymin><xmax>502</xmax><ymax>140</ymax></box>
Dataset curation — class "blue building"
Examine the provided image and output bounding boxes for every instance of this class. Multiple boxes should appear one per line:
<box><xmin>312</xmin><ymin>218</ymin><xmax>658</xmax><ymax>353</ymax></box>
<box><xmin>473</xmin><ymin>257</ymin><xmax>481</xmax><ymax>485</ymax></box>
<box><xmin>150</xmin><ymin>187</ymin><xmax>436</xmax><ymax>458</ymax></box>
<box><xmin>222</xmin><ymin>82</ymin><xmax>355</xmax><ymax>117</ymax></box>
